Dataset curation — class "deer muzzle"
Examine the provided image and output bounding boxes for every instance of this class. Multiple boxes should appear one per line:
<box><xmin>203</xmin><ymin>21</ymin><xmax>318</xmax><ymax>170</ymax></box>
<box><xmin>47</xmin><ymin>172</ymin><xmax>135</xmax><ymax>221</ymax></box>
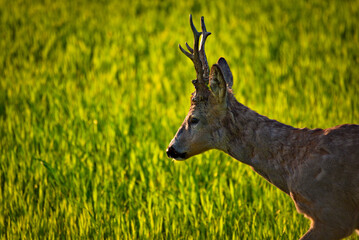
<box><xmin>166</xmin><ymin>146</ymin><xmax>187</xmax><ymax>160</ymax></box>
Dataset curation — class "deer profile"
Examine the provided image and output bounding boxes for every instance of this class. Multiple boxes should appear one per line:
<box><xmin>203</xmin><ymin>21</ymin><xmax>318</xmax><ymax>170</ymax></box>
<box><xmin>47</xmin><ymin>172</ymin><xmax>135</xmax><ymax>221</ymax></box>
<box><xmin>166</xmin><ymin>15</ymin><xmax>359</xmax><ymax>240</ymax></box>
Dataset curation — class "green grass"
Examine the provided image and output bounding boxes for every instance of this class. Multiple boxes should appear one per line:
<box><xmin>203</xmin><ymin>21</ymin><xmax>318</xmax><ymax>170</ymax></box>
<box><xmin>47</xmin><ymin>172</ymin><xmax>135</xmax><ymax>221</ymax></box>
<box><xmin>1</xmin><ymin>0</ymin><xmax>358</xmax><ymax>239</ymax></box>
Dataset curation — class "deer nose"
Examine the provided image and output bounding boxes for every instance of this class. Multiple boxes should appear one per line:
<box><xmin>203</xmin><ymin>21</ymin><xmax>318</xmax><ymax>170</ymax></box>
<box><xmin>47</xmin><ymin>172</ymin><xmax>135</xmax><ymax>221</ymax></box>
<box><xmin>166</xmin><ymin>146</ymin><xmax>176</xmax><ymax>158</ymax></box>
<box><xmin>166</xmin><ymin>146</ymin><xmax>186</xmax><ymax>159</ymax></box>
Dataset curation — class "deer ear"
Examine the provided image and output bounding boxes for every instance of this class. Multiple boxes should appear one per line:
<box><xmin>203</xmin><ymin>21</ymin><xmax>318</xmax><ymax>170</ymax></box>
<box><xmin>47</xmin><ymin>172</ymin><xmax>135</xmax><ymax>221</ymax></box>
<box><xmin>216</xmin><ymin>57</ymin><xmax>233</xmax><ymax>89</ymax></box>
<box><xmin>209</xmin><ymin>64</ymin><xmax>227</xmax><ymax>103</ymax></box>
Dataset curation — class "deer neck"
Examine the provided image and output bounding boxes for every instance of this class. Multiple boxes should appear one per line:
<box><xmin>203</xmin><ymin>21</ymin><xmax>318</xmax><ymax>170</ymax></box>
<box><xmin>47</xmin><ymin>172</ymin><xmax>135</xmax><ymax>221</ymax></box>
<box><xmin>219</xmin><ymin>95</ymin><xmax>297</xmax><ymax>194</ymax></box>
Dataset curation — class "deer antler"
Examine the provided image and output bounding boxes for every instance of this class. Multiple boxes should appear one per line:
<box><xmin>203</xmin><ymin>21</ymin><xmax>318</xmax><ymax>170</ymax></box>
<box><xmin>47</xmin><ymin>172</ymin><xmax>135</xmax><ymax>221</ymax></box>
<box><xmin>179</xmin><ymin>15</ymin><xmax>211</xmax><ymax>86</ymax></box>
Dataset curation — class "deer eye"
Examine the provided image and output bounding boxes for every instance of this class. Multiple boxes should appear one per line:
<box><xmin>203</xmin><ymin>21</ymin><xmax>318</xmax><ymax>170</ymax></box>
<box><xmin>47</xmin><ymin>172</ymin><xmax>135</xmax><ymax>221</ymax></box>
<box><xmin>190</xmin><ymin>117</ymin><xmax>200</xmax><ymax>124</ymax></box>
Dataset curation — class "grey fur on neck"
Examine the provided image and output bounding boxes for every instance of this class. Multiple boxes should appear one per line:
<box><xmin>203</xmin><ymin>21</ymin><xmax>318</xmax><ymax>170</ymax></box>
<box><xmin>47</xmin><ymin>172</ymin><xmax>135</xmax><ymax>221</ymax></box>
<box><xmin>220</xmin><ymin>94</ymin><xmax>298</xmax><ymax>193</ymax></box>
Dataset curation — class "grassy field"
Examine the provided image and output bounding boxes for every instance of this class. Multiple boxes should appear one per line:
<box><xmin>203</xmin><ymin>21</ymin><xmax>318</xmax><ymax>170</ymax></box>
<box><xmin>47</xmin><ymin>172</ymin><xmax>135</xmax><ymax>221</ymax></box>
<box><xmin>1</xmin><ymin>0</ymin><xmax>358</xmax><ymax>239</ymax></box>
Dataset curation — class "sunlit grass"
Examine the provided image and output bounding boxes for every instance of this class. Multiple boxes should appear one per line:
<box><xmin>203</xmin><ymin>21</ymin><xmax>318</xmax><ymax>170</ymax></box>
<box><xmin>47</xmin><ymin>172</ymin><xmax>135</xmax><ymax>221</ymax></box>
<box><xmin>0</xmin><ymin>0</ymin><xmax>358</xmax><ymax>239</ymax></box>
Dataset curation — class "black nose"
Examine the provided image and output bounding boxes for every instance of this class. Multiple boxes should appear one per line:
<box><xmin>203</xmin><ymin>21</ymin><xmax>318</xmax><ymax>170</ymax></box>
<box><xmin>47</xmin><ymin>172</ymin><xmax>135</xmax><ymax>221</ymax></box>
<box><xmin>166</xmin><ymin>146</ymin><xmax>186</xmax><ymax>159</ymax></box>
<box><xmin>166</xmin><ymin>146</ymin><xmax>177</xmax><ymax>158</ymax></box>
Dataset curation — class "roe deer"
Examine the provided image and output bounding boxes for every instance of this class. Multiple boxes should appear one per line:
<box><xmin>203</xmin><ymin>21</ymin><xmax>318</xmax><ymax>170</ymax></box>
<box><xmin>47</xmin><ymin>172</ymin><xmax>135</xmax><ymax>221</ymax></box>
<box><xmin>166</xmin><ymin>15</ymin><xmax>359</xmax><ymax>240</ymax></box>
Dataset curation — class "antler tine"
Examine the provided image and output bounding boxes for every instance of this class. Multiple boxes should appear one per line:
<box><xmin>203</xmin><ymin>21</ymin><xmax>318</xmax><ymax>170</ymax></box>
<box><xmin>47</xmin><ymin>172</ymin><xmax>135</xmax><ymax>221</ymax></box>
<box><xmin>185</xmin><ymin>42</ymin><xmax>193</xmax><ymax>54</ymax></box>
<box><xmin>189</xmin><ymin>14</ymin><xmax>202</xmax><ymax>54</ymax></box>
<box><xmin>179</xmin><ymin>15</ymin><xmax>200</xmax><ymax>61</ymax></box>
<box><xmin>179</xmin><ymin>44</ymin><xmax>194</xmax><ymax>60</ymax></box>
<box><xmin>199</xmin><ymin>16</ymin><xmax>211</xmax><ymax>84</ymax></box>
<box><xmin>200</xmin><ymin>16</ymin><xmax>211</xmax><ymax>39</ymax></box>
<box><xmin>179</xmin><ymin>14</ymin><xmax>211</xmax><ymax>86</ymax></box>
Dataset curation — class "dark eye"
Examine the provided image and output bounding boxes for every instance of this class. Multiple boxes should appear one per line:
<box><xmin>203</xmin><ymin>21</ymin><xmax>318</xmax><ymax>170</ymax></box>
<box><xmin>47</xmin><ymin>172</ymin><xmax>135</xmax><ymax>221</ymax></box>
<box><xmin>190</xmin><ymin>117</ymin><xmax>200</xmax><ymax>124</ymax></box>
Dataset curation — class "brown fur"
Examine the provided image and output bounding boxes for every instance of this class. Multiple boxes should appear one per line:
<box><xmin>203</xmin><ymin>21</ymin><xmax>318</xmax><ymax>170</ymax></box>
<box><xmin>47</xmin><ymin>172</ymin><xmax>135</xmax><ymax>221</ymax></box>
<box><xmin>168</xmin><ymin>90</ymin><xmax>359</xmax><ymax>239</ymax></box>
<box><xmin>167</xmin><ymin>15</ymin><xmax>359</xmax><ymax>240</ymax></box>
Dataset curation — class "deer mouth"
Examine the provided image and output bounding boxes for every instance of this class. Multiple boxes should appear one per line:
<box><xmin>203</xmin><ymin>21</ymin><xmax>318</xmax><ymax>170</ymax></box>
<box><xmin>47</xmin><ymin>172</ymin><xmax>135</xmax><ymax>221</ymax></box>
<box><xmin>166</xmin><ymin>146</ymin><xmax>187</xmax><ymax>160</ymax></box>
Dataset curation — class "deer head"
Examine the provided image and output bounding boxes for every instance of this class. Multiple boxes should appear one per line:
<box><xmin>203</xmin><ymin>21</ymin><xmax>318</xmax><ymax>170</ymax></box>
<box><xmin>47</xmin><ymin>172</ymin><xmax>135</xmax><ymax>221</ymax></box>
<box><xmin>166</xmin><ymin>15</ymin><xmax>234</xmax><ymax>160</ymax></box>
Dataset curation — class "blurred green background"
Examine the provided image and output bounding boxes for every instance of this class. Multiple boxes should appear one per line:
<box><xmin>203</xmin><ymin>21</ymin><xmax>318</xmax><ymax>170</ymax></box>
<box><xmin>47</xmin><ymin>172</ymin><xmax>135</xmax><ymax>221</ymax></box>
<box><xmin>0</xmin><ymin>0</ymin><xmax>358</xmax><ymax>239</ymax></box>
